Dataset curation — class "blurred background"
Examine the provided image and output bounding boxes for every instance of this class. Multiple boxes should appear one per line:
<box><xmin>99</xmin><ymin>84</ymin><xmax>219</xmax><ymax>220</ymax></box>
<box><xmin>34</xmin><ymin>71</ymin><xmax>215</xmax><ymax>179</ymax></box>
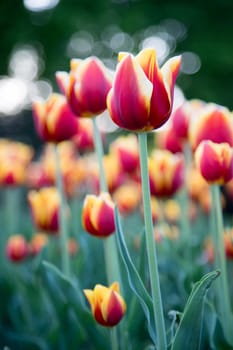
<box><xmin>0</xmin><ymin>0</ymin><xmax>233</xmax><ymax>149</ymax></box>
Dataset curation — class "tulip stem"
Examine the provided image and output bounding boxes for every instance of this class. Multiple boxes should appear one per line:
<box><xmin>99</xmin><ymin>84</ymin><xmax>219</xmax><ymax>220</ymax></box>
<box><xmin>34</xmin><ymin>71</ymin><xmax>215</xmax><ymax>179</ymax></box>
<box><xmin>92</xmin><ymin>118</ymin><xmax>107</xmax><ymax>192</ymax></box>
<box><xmin>210</xmin><ymin>185</ymin><xmax>232</xmax><ymax>338</ymax></box>
<box><xmin>54</xmin><ymin>145</ymin><xmax>70</xmax><ymax>278</ymax></box>
<box><xmin>138</xmin><ymin>132</ymin><xmax>167</xmax><ymax>350</ymax></box>
<box><xmin>92</xmin><ymin>117</ymin><xmax>124</xmax><ymax>348</ymax></box>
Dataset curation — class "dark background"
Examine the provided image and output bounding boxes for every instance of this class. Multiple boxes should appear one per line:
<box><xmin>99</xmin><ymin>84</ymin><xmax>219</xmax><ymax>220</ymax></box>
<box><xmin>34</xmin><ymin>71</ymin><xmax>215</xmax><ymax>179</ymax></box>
<box><xmin>0</xmin><ymin>0</ymin><xmax>233</xmax><ymax>148</ymax></box>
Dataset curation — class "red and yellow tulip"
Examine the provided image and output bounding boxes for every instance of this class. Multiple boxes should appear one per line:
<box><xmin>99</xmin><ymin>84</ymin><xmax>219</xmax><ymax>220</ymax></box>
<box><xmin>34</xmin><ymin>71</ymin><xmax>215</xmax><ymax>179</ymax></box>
<box><xmin>82</xmin><ymin>192</ymin><xmax>115</xmax><ymax>237</ymax></box>
<box><xmin>195</xmin><ymin>140</ymin><xmax>233</xmax><ymax>184</ymax></box>
<box><xmin>32</xmin><ymin>93</ymin><xmax>79</xmax><ymax>143</ymax></box>
<box><xmin>0</xmin><ymin>139</ymin><xmax>33</xmax><ymax>186</ymax></box>
<box><xmin>83</xmin><ymin>282</ymin><xmax>126</xmax><ymax>327</ymax></box>
<box><xmin>28</xmin><ymin>187</ymin><xmax>61</xmax><ymax>233</ymax></box>
<box><xmin>110</xmin><ymin>134</ymin><xmax>140</xmax><ymax>173</ymax></box>
<box><xmin>107</xmin><ymin>48</ymin><xmax>181</xmax><ymax>132</ymax></box>
<box><xmin>189</xmin><ymin>103</ymin><xmax>233</xmax><ymax>151</ymax></box>
<box><xmin>56</xmin><ymin>57</ymin><xmax>113</xmax><ymax>117</ymax></box>
<box><xmin>6</xmin><ymin>235</ymin><xmax>28</xmax><ymax>262</ymax></box>
<box><xmin>148</xmin><ymin>150</ymin><xmax>184</xmax><ymax>197</ymax></box>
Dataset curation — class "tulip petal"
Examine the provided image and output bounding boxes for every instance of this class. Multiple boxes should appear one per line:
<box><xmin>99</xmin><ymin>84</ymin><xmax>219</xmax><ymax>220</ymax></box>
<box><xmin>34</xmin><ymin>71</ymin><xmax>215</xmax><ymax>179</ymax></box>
<box><xmin>107</xmin><ymin>54</ymin><xmax>153</xmax><ymax>131</ymax></box>
<box><xmin>56</xmin><ymin>71</ymin><xmax>70</xmax><ymax>95</ymax></box>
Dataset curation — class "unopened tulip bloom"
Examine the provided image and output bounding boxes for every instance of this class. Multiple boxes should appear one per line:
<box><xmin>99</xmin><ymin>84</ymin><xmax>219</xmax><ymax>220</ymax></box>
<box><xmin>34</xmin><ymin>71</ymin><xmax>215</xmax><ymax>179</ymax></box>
<box><xmin>195</xmin><ymin>140</ymin><xmax>233</xmax><ymax>184</ymax></box>
<box><xmin>171</xmin><ymin>99</ymin><xmax>205</xmax><ymax>141</ymax></box>
<box><xmin>83</xmin><ymin>282</ymin><xmax>126</xmax><ymax>326</ymax></box>
<box><xmin>0</xmin><ymin>140</ymin><xmax>33</xmax><ymax>186</ymax></box>
<box><xmin>32</xmin><ymin>93</ymin><xmax>79</xmax><ymax>143</ymax></box>
<box><xmin>189</xmin><ymin>103</ymin><xmax>233</xmax><ymax>151</ymax></box>
<box><xmin>113</xmin><ymin>182</ymin><xmax>141</xmax><ymax>215</ymax></box>
<box><xmin>156</xmin><ymin>125</ymin><xmax>183</xmax><ymax>154</ymax></box>
<box><xmin>107</xmin><ymin>48</ymin><xmax>181</xmax><ymax>132</ymax></box>
<box><xmin>72</xmin><ymin>118</ymin><xmax>94</xmax><ymax>152</ymax></box>
<box><xmin>56</xmin><ymin>57</ymin><xmax>113</xmax><ymax>117</ymax></box>
<box><xmin>148</xmin><ymin>150</ymin><xmax>184</xmax><ymax>197</ymax></box>
<box><xmin>28</xmin><ymin>187</ymin><xmax>61</xmax><ymax>233</ymax></box>
<box><xmin>110</xmin><ymin>134</ymin><xmax>140</xmax><ymax>173</ymax></box>
<box><xmin>6</xmin><ymin>235</ymin><xmax>28</xmax><ymax>262</ymax></box>
<box><xmin>29</xmin><ymin>233</ymin><xmax>48</xmax><ymax>256</ymax></box>
<box><xmin>82</xmin><ymin>192</ymin><xmax>115</xmax><ymax>237</ymax></box>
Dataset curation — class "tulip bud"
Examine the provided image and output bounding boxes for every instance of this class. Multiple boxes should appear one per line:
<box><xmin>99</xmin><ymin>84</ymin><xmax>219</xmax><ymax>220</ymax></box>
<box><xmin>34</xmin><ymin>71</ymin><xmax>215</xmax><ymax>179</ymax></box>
<box><xmin>32</xmin><ymin>93</ymin><xmax>79</xmax><ymax>143</ymax></box>
<box><xmin>56</xmin><ymin>57</ymin><xmax>113</xmax><ymax>118</ymax></box>
<box><xmin>148</xmin><ymin>150</ymin><xmax>184</xmax><ymax>197</ymax></box>
<box><xmin>195</xmin><ymin>140</ymin><xmax>233</xmax><ymax>184</ymax></box>
<box><xmin>189</xmin><ymin>103</ymin><xmax>233</xmax><ymax>151</ymax></box>
<box><xmin>82</xmin><ymin>192</ymin><xmax>115</xmax><ymax>237</ymax></box>
<box><xmin>28</xmin><ymin>187</ymin><xmax>61</xmax><ymax>233</ymax></box>
<box><xmin>83</xmin><ymin>282</ymin><xmax>126</xmax><ymax>327</ymax></box>
<box><xmin>6</xmin><ymin>235</ymin><xmax>28</xmax><ymax>262</ymax></box>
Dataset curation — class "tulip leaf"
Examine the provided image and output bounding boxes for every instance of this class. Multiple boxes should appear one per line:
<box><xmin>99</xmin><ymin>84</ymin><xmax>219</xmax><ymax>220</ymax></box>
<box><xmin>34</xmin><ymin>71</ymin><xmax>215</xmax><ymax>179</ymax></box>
<box><xmin>41</xmin><ymin>261</ymin><xmax>110</xmax><ymax>350</ymax></box>
<box><xmin>171</xmin><ymin>270</ymin><xmax>220</xmax><ymax>350</ymax></box>
<box><xmin>114</xmin><ymin>208</ymin><xmax>156</xmax><ymax>345</ymax></box>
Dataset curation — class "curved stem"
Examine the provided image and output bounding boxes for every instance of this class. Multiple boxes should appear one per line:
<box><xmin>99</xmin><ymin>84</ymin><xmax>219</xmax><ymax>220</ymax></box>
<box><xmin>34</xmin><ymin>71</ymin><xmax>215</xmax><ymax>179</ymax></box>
<box><xmin>54</xmin><ymin>144</ymin><xmax>70</xmax><ymax>277</ymax></box>
<box><xmin>210</xmin><ymin>185</ymin><xmax>232</xmax><ymax>337</ymax></box>
<box><xmin>138</xmin><ymin>132</ymin><xmax>167</xmax><ymax>350</ymax></box>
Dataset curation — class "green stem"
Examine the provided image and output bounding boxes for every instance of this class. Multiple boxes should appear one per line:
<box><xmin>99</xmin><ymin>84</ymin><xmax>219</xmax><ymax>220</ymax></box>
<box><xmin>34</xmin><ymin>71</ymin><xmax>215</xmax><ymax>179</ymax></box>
<box><xmin>138</xmin><ymin>132</ymin><xmax>167</xmax><ymax>350</ymax></box>
<box><xmin>210</xmin><ymin>185</ymin><xmax>232</xmax><ymax>337</ymax></box>
<box><xmin>92</xmin><ymin>118</ymin><xmax>107</xmax><ymax>192</ymax></box>
<box><xmin>92</xmin><ymin>118</ymin><xmax>122</xmax><ymax>349</ymax></box>
<box><xmin>54</xmin><ymin>145</ymin><xmax>70</xmax><ymax>277</ymax></box>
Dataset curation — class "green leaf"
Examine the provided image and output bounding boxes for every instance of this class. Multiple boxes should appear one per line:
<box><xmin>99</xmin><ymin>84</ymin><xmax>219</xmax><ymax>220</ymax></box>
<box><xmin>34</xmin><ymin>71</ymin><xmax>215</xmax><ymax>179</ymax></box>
<box><xmin>114</xmin><ymin>208</ymin><xmax>156</xmax><ymax>345</ymax></box>
<box><xmin>41</xmin><ymin>261</ymin><xmax>110</xmax><ymax>350</ymax></box>
<box><xmin>171</xmin><ymin>270</ymin><xmax>220</xmax><ymax>350</ymax></box>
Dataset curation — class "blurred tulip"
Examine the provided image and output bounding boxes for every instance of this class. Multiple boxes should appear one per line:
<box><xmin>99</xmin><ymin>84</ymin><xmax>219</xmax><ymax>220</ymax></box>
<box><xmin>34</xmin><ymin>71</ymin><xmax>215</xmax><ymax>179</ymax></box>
<box><xmin>32</xmin><ymin>93</ymin><xmax>79</xmax><ymax>143</ymax></box>
<box><xmin>83</xmin><ymin>282</ymin><xmax>126</xmax><ymax>326</ymax></box>
<box><xmin>82</xmin><ymin>192</ymin><xmax>115</xmax><ymax>237</ymax></box>
<box><xmin>107</xmin><ymin>48</ymin><xmax>181</xmax><ymax>132</ymax></box>
<box><xmin>187</xmin><ymin>166</ymin><xmax>211</xmax><ymax>213</ymax></box>
<box><xmin>0</xmin><ymin>139</ymin><xmax>34</xmax><ymax>186</ymax></box>
<box><xmin>113</xmin><ymin>181</ymin><xmax>141</xmax><ymax>216</ymax></box>
<box><xmin>72</xmin><ymin>118</ymin><xmax>94</xmax><ymax>152</ymax></box>
<box><xmin>195</xmin><ymin>140</ymin><xmax>233</xmax><ymax>184</ymax></box>
<box><xmin>28</xmin><ymin>187</ymin><xmax>61</xmax><ymax>233</ymax></box>
<box><xmin>163</xmin><ymin>199</ymin><xmax>181</xmax><ymax>223</ymax></box>
<box><xmin>110</xmin><ymin>134</ymin><xmax>140</xmax><ymax>173</ymax></box>
<box><xmin>189</xmin><ymin>103</ymin><xmax>233</xmax><ymax>151</ymax></box>
<box><xmin>148</xmin><ymin>150</ymin><xmax>184</xmax><ymax>197</ymax></box>
<box><xmin>28</xmin><ymin>233</ymin><xmax>48</xmax><ymax>256</ymax></box>
<box><xmin>171</xmin><ymin>99</ymin><xmax>205</xmax><ymax>141</ymax></box>
<box><xmin>56</xmin><ymin>57</ymin><xmax>113</xmax><ymax>118</ymax></box>
<box><xmin>155</xmin><ymin>125</ymin><xmax>183</xmax><ymax>154</ymax></box>
<box><xmin>6</xmin><ymin>235</ymin><xmax>28</xmax><ymax>262</ymax></box>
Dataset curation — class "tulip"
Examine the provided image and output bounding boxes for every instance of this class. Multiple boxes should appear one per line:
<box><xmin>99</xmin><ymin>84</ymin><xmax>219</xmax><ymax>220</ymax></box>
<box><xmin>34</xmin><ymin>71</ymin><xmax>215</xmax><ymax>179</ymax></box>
<box><xmin>28</xmin><ymin>187</ymin><xmax>61</xmax><ymax>233</ymax></box>
<box><xmin>0</xmin><ymin>139</ymin><xmax>33</xmax><ymax>186</ymax></box>
<box><xmin>110</xmin><ymin>134</ymin><xmax>140</xmax><ymax>173</ymax></box>
<box><xmin>195</xmin><ymin>140</ymin><xmax>233</xmax><ymax>184</ymax></box>
<box><xmin>56</xmin><ymin>57</ymin><xmax>113</xmax><ymax>117</ymax></box>
<box><xmin>171</xmin><ymin>99</ymin><xmax>205</xmax><ymax>141</ymax></box>
<box><xmin>113</xmin><ymin>181</ymin><xmax>141</xmax><ymax>216</ymax></box>
<box><xmin>189</xmin><ymin>103</ymin><xmax>233</xmax><ymax>151</ymax></box>
<box><xmin>6</xmin><ymin>235</ymin><xmax>28</xmax><ymax>262</ymax></box>
<box><xmin>148</xmin><ymin>150</ymin><xmax>184</xmax><ymax>197</ymax></box>
<box><xmin>72</xmin><ymin>118</ymin><xmax>94</xmax><ymax>152</ymax></box>
<box><xmin>32</xmin><ymin>93</ymin><xmax>79</xmax><ymax>143</ymax></box>
<box><xmin>28</xmin><ymin>233</ymin><xmax>48</xmax><ymax>256</ymax></box>
<box><xmin>82</xmin><ymin>192</ymin><xmax>115</xmax><ymax>237</ymax></box>
<box><xmin>83</xmin><ymin>282</ymin><xmax>126</xmax><ymax>327</ymax></box>
<box><xmin>107</xmin><ymin>48</ymin><xmax>181</xmax><ymax>132</ymax></box>
<box><xmin>156</xmin><ymin>124</ymin><xmax>183</xmax><ymax>154</ymax></box>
